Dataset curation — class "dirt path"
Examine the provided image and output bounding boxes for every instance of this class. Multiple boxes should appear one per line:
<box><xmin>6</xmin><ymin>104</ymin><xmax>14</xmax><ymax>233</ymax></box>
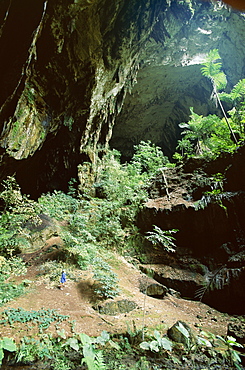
<box><xmin>0</xmin><ymin>255</ymin><xmax>231</xmax><ymax>342</ymax></box>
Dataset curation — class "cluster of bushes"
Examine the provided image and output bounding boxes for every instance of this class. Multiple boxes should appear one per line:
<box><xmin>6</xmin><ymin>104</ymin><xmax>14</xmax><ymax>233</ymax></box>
<box><xmin>1</xmin><ymin>323</ymin><xmax>243</xmax><ymax>369</ymax></box>
<box><xmin>174</xmin><ymin>49</ymin><xmax>245</xmax><ymax>161</ymax></box>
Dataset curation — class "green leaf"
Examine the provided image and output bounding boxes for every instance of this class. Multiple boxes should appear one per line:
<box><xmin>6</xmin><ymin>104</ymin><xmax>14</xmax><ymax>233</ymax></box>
<box><xmin>140</xmin><ymin>342</ymin><xmax>150</xmax><ymax>350</ymax></box>
<box><xmin>108</xmin><ymin>339</ymin><xmax>120</xmax><ymax>350</ymax></box>
<box><xmin>149</xmin><ymin>340</ymin><xmax>160</xmax><ymax>352</ymax></box>
<box><xmin>160</xmin><ymin>337</ymin><xmax>173</xmax><ymax>351</ymax></box>
<box><xmin>154</xmin><ymin>330</ymin><xmax>161</xmax><ymax>341</ymax></box>
<box><xmin>177</xmin><ymin>322</ymin><xmax>190</xmax><ymax>338</ymax></box>
<box><xmin>2</xmin><ymin>337</ymin><xmax>16</xmax><ymax>352</ymax></box>
<box><xmin>197</xmin><ymin>336</ymin><xmax>212</xmax><ymax>347</ymax></box>
<box><xmin>65</xmin><ymin>337</ymin><xmax>80</xmax><ymax>351</ymax></box>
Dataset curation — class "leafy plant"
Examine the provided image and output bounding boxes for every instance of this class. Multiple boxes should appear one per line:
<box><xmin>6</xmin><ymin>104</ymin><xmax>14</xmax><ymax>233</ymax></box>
<box><xmin>79</xmin><ymin>333</ymin><xmax>106</xmax><ymax>370</ymax></box>
<box><xmin>16</xmin><ymin>336</ymin><xmax>52</xmax><ymax>364</ymax></box>
<box><xmin>92</xmin><ymin>257</ymin><xmax>120</xmax><ymax>299</ymax></box>
<box><xmin>131</xmin><ymin>140</ymin><xmax>171</xmax><ymax>178</ymax></box>
<box><xmin>214</xmin><ymin>335</ymin><xmax>243</xmax><ymax>369</ymax></box>
<box><xmin>0</xmin><ymin>256</ymin><xmax>27</xmax><ymax>278</ymax></box>
<box><xmin>38</xmin><ymin>190</ymin><xmax>78</xmax><ymax>221</ymax></box>
<box><xmin>0</xmin><ymin>337</ymin><xmax>17</xmax><ymax>366</ymax></box>
<box><xmin>140</xmin><ymin>330</ymin><xmax>173</xmax><ymax>353</ymax></box>
<box><xmin>0</xmin><ymin>307</ymin><xmax>69</xmax><ymax>333</ymax></box>
<box><xmin>201</xmin><ymin>49</ymin><xmax>238</xmax><ymax>143</ymax></box>
<box><xmin>176</xmin><ymin>106</ymin><xmax>241</xmax><ymax>159</ymax></box>
<box><xmin>146</xmin><ymin>226</ymin><xmax>178</xmax><ymax>253</ymax></box>
<box><xmin>0</xmin><ymin>281</ymin><xmax>27</xmax><ymax>306</ymax></box>
<box><xmin>197</xmin><ymin>331</ymin><xmax>243</xmax><ymax>370</ymax></box>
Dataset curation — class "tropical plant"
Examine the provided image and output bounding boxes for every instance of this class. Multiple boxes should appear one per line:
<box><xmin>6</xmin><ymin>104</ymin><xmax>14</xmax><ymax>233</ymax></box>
<box><xmin>0</xmin><ymin>307</ymin><xmax>69</xmax><ymax>333</ymax></box>
<box><xmin>92</xmin><ymin>257</ymin><xmax>120</xmax><ymax>299</ymax></box>
<box><xmin>0</xmin><ymin>176</ymin><xmax>41</xmax><ymax>225</ymax></box>
<box><xmin>197</xmin><ymin>331</ymin><xmax>243</xmax><ymax>370</ymax></box>
<box><xmin>140</xmin><ymin>330</ymin><xmax>173</xmax><ymax>353</ymax></box>
<box><xmin>220</xmin><ymin>79</ymin><xmax>245</xmax><ymax>105</ymax></box>
<box><xmin>146</xmin><ymin>226</ymin><xmax>178</xmax><ymax>253</ymax></box>
<box><xmin>0</xmin><ymin>337</ymin><xmax>17</xmax><ymax>366</ymax></box>
<box><xmin>79</xmin><ymin>333</ymin><xmax>106</xmax><ymax>370</ymax></box>
<box><xmin>201</xmin><ymin>49</ymin><xmax>238</xmax><ymax>143</ymax></box>
<box><xmin>38</xmin><ymin>190</ymin><xmax>78</xmax><ymax>220</ymax></box>
<box><xmin>179</xmin><ymin>108</ymin><xmax>219</xmax><ymax>155</ymax></box>
<box><xmin>175</xmin><ymin>107</ymin><xmax>240</xmax><ymax>159</ymax></box>
<box><xmin>0</xmin><ymin>176</ymin><xmax>41</xmax><ymax>256</ymax></box>
<box><xmin>131</xmin><ymin>140</ymin><xmax>171</xmax><ymax>178</ymax></box>
<box><xmin>16</xmin><ymin>337</ymin><xmax>52</xmax><ymax>364</ymax></box>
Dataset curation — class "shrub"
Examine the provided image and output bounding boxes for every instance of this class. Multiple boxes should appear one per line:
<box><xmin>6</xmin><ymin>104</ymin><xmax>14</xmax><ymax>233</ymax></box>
<box><xmin>92</xmin><ymin>257</ymin><xmax>120</xmax><ymax>299</ymax></box>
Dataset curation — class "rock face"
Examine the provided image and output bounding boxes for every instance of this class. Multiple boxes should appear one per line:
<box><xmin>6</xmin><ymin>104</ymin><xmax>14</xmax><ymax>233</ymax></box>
<box><xmin>0</xmin><ymin>0</ymin><xmax>244</xmax><ymax>195</ymax></box>
<box><xmin>137</xmin><ymin>147</ymin><xmax>245</xmax><ymax>314</ymax></box>
<box><xmin>110</xmin><ymin>3</ymin><xmax>245</xmax><ymax>159</ymax></box>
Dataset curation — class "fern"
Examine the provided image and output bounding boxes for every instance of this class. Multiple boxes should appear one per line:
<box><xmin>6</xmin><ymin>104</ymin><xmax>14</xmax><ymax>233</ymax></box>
<box><xmin>94</xmin><ymin>351</ymin><xmax>106</xmax><ymax>370</ymax></box>
<box><xmin>80</xmin><ymin>333</ymin><xmax>106</xmax><ymax>370</ymax></box>
<box><xmin>195</xmin><ymin>256</ymin><xmax>242</xmax><ymax>301</ymax></box>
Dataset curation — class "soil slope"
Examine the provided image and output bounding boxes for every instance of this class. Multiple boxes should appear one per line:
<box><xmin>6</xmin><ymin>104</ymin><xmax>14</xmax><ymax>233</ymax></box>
<box><xmin>0</xmin><ymin>253</ymin><xmax>232</xmax><ymax>342</ymax></box>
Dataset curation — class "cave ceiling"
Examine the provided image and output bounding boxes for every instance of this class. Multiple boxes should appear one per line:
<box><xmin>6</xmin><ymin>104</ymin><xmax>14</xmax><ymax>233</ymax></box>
<box><xmin>0</xmin><ymin>0</ymin><xmax>244</xmax><ymax>196</ymax></box>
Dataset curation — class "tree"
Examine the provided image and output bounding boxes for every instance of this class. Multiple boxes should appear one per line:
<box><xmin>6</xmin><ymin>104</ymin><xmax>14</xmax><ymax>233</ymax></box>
<box><xmin>201</xmin><ymin>49</ymin><xmax>238</xmax><ymax>144</ymax></box>
<box><xmin>179</xmin><ymin>108</ymin><xmax>217</xmax><ymax>155</ymax></box>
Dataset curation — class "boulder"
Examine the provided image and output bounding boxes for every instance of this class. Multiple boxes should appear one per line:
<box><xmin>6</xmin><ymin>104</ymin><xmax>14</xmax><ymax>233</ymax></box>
<box><xmin>97</xmin><ymin>299</ymin><xmax>138</xmax><ymax>315</ymax></box>
<box><xmin>139</xmin><ymin>276</ymin><xmax>168</xmax><ymax>298</ymax></box>
<box><xmin>146</xmin><ymin>283</ymin><xmax>168</xmax><ymax>298</ymax></box>
<box><xmin>167</xmin><ymin>321</ymin><xmax>196</xmax><ymax>348</ymax></box>
<box><xmin>227</xmin><ymin>322</ymin><xmax>245</xmax><ymax>345</ymax></box>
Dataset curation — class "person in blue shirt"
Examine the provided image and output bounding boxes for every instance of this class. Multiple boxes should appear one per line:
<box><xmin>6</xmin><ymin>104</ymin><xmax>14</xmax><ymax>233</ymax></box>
<box><xmin>60</xmin><ymin>270</ymin><xmax>66</xmax><ymax>290</ymax></box>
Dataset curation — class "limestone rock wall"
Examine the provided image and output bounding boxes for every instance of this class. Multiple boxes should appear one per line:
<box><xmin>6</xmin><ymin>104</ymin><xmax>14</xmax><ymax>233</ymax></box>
<box><xmin>111</xmin><ymin>2</ymin><xmax>245</xmax><ymax>158</ymax></box>
<box><xmin>0</xmin><ymin>0</ymin><xmax>244</xmax><ymax>195</ymax></box>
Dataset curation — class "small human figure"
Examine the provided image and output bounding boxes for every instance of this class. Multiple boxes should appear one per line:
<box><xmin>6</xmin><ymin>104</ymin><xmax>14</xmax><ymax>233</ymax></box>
<box><xmin>60</xmin><ymin>270</ymin><xmax>66</xmax><ymax>290</ymax></box>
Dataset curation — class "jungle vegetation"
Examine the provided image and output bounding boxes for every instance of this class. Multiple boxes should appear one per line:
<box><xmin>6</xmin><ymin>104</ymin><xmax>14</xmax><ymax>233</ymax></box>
<box><xmin>173</xmin><ymin>49</ymin><xmax>245</xmax><ymax>161</ymax></box>
<box><xmin>0</xmin><ymin>49</ymin><xmax>244</xmax><ymax>369</ymax></box>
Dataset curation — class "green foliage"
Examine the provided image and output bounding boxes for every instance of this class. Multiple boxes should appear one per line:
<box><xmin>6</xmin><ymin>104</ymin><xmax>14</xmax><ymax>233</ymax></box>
<box><xmin>146</xmin><ymin>226</ymin><xmax>178</xmax><ymax>253</ymax></box>
<box><xmin>0</xmin><ymin>307</ymin><xmax>69</xmax><ymax>332</ymax></box>
<box><xmin>38</xmin><ymin>190</ymin><xmax>78</xmax><ymax>220</ymax></box>
<box><xmin>0</xmin><ymin>337</ymin><xmax>17</xmax><ymax>366</ymax></box>
<box><xmin>16</xmin><ymin>336</ymin><xmax>52</xmax><ymax>364</ymax></box>
<box><xmin>67</xmin><ymin>177</ymin><xmax>78</xmax><ymax>197</ymax></box>
<box><xmin>131</xmin><ymin>140</ymin><xmax>171</xmax><ymax>178</ymax></box>
<box><xmin>92</xmin><ymin>257</ymin><xmax>120</xmax><ymax>299</ymax></box>
<box><xmin>140</xmin><ymin>330</ymin><xmax>173</xmax><ymax>353</ymax></box>
<box><xmin>0</xmin><ymin>256</ymin><xmax>27</xmax><ymax>279</ymax></box>
<box><xmin>0</xmin><ymin>258</ymin><xmax>27</xmax><ymax>305</ymax></box>
<box><xmin>0</xmin><ymin>283</ymin><xmax>26</xmax><ymax>306</ymax></box>
<box><xmin>197</xmin><ymin>331</ymin><xmax>243</xmax><ymax>370</ymax></box>
<box><xmin>0</xmin><ymin>176</ymin><xmax>41</xmax><ymax>256</ymax></box>
<box><xmin>201</xmin><ymin>49</ymin><xmax>227</xmax><ymax>91</ymax></box>
<box><xmin>79</xmin><ymin>332</ymin><xmax>106</xmax><ymax>370</ymax></box>
<box><xmin>220</xmin><ymin>79</ymin><xmax>245</xmax><ymax>104</ymax></box>
<box><xmin>94</xmin><ymin>148</ymin><xmax>148</xmax><ymax>222</ymax></box>
<box><xmin>0</xmin><ymin>176</ymin><xmax>41</xmax><ymax>224</ymax></box>
<box><xmin>175</xmin><ymin>107</ymin><xmax>242</xmax><ymax>159</ymax></box>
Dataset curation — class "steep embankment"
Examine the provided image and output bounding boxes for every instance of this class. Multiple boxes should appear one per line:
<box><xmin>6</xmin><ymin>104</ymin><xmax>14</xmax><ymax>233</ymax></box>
<box><xmin>0</xmin><ymin>250</ymin><xmax>232</xmax><ymax>342</ymax></box>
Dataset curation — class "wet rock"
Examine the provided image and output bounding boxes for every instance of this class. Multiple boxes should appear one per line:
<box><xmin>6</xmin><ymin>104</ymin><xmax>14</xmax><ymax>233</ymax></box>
<box><xmin>97</xmin><ymin>299</ymin><xmax>138</xmax><ymax>315</ymax></box>
<box><xmin>139</xmin><ymin>276</ymin><xmax>168</xmax><ymax>298</ymax></box>
<box><xmin>145</xmin><ymin>283</ymin><xmax>168</xmax><ymax>298</ymax></box>
<box><xmin>168</xmin><ymin>288</ymin><xmax>181</xmax><ymax>298</ymax></box>
<box><xmin>227</xmin><ymin>322</ymin><xmax>245</xmax><ymax>345</ymax></box>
